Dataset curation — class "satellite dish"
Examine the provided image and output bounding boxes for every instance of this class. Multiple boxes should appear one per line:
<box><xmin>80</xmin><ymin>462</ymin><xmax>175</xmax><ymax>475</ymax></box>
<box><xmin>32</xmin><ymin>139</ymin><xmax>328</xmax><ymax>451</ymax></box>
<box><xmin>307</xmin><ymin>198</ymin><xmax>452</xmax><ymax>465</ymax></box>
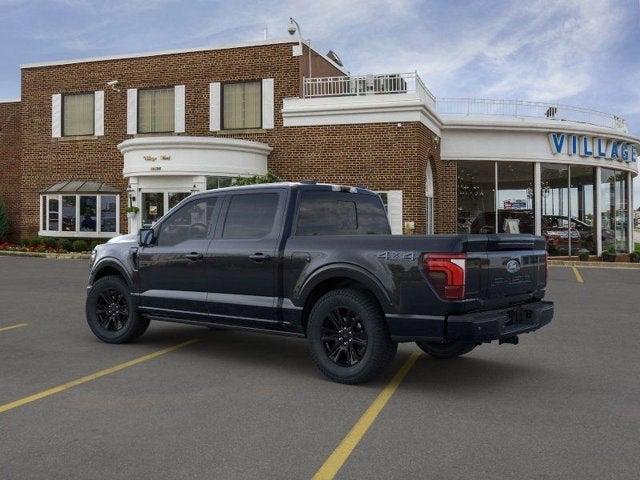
<box><xmin>326</xmin><ymin>50</ymin><xmax>343</xmax><ymax>67</ymax></box>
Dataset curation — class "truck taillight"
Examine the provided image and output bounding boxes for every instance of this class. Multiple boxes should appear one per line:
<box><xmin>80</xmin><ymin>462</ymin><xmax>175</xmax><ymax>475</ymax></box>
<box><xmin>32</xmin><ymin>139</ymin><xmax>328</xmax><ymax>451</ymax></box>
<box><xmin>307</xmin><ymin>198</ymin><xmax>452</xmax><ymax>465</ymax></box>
<box><xmin>423</xmin><ymin>253</ymin><xmax>466</xmax><ymax>300</ymax></box>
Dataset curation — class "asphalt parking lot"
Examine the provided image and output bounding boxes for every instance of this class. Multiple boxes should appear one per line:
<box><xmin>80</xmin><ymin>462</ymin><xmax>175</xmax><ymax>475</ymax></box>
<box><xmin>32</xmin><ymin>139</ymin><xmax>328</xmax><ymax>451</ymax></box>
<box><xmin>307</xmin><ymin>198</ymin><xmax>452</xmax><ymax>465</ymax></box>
<box><xmin>1</xmin><ymin>257</ymin><xmax>639</xmax><ymax>479</ymax></box>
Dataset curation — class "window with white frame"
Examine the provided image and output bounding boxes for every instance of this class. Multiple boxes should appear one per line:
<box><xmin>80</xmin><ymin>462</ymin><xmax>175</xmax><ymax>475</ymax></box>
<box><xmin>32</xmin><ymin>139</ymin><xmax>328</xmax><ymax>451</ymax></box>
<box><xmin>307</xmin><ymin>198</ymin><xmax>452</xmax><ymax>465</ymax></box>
<box><xmin>138</xmin><ymin>87</ymin><xmax>175</xmax><ymax>133</ymax></box>
<box><xmin>375</xmin><ymin>190</ymin><xmax>403</xmax><ymax>234</ymax></box>
<box><xmin>40</xmin><ymin>193</ymin><xmax>119</xmax><ymax>237</ymax></box>
<box><xmin>222</xmin><ymin>81</ymin><xmax>262</xmax><ymax>129</ymax></box>
<box><xmin>63</xmin><ymin>92</ymin><xmax>95</xmax><ymax>136</ymax></box>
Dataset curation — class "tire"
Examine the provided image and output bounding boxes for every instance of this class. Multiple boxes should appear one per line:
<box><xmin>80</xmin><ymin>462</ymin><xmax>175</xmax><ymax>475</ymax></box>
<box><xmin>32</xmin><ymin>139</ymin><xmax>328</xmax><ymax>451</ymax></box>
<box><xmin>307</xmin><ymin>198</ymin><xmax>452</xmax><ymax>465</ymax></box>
<box><xmin>415</xmin><ymin>340</ymin><xmax>477</xmax><ymax>359</ymax></box>
<box><xmin>307</xmin><ymin>288</ymin><xmax>397</xmax><ymax>384</ymax></box>
<box><xmin>86</xmin><ymin>275</ymin><xmax>149</xmax><ymax>343</ymax></box>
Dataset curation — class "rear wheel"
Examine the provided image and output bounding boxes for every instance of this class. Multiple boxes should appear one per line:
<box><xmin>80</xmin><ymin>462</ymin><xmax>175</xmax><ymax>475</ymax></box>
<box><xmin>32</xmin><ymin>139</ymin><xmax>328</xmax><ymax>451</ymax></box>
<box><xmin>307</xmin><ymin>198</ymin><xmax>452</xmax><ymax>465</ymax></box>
<box><xmin>86</xmin><ymin>275</ymin><xmax>149</xmax><ymax>343</ymax></box>
<box><xmin>415</xmin><ymin>340</ymin><xmax>476</xmax><ymax>359</ymax></box>
<box><xmin>307</xmin><ymin>289</ymin><xmax>397</xmax><ymax>384</ymax></box>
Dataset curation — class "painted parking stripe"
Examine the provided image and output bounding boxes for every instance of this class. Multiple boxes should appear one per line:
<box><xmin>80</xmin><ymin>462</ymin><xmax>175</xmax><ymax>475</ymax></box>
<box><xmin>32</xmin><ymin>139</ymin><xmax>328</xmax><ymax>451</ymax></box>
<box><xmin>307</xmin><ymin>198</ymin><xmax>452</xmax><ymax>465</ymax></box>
<box><xmin>0</xmin><ymin>338</ymin><xmax>199</xmax><ymax>415</ymax></box>
<box><xmin>571</xmin><ymin>266</ymin><xmax>584</xmax><ymax>283</ymax></box>
<box><xmin>0</xmin><ymin>323</ymin><xmax>28</xmax><ymax>333</ymax></box>
<box><xmin>312</xmin><ymin>351</ymin><xmax>421</xmax><ymax>480</ymax></box>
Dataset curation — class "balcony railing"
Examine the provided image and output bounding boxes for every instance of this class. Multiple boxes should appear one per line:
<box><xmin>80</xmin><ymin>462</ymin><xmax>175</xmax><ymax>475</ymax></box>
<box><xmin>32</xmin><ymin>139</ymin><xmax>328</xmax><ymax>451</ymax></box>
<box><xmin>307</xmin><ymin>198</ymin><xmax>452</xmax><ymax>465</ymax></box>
<box><xmin>302</xmin><ymin>72</ymin><xmax>436</xmax><ymax>106</ymax></box>
<box><xmin>436</xmin><ymin>97</ymin><xmax>628</xmax><ymax>132</ymax></box>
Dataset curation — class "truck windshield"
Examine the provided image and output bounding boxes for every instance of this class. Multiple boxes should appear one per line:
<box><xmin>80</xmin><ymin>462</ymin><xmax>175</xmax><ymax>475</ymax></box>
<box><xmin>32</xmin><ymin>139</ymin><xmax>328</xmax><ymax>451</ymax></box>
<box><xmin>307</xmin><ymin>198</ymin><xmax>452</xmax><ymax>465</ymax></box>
<box><xmin>296</xmin><ymin>191</ymin><xmax>391</xmax><ymax>235</ymax></box>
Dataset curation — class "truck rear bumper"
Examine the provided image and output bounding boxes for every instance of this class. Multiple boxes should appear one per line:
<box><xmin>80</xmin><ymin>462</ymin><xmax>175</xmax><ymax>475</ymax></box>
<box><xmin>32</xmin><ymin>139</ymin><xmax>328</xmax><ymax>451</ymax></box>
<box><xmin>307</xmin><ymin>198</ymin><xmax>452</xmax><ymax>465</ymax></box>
<box><xmin>446</xmin><ymin>301</ymin><xmax>554</xmax><ymax>343</ymax></box>
<box><xmin>388</xmin><ymin>301</ymin><xmax>553</xmax><ymax>343</ymax></box>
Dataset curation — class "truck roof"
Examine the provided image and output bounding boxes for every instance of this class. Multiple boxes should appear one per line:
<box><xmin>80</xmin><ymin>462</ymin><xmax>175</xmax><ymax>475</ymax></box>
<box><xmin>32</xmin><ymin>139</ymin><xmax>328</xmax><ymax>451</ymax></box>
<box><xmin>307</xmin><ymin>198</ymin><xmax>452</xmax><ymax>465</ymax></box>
<box><xmin>193</xmin><ymin>182</ymin><xmax>379</xmax><ymax>197</ymax></box>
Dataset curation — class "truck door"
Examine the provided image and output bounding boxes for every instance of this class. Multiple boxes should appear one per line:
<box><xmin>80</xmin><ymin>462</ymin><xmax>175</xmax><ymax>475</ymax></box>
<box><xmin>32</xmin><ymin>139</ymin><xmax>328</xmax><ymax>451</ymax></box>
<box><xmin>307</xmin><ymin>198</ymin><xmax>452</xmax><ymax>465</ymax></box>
<box><xmin>206</xmin><ymin>189</ymin><xmax>287</xmax><ymax>327</ymax></box>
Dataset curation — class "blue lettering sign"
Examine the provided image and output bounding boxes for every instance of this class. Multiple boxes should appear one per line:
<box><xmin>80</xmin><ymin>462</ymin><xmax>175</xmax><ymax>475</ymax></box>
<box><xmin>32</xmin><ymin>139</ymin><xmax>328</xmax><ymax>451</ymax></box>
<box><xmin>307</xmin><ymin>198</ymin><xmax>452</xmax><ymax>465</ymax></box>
<box><xmin>610</xmin><ymin>141</ymin><xmax>619</xmax><ymax>160</ymax></box>
<box><xmin>620</xmin><ymin>143</ymin><xmax>629</xmax><ymax>162</ymax></box>
<box><xmin>569</xmin><ymin>135</ymin><xmax>579</xmax><ymax>155</ymax></box>
<box><xmin>548</xmin><ymin>133</ymin><xmax>565</xmax><ymax>154</ymax></box>
<box><xmin>632</xmin><ymin>144</ymin><xmax>638</xmax><ymax>162</ymax></box>
<box><xmin>580</xmin><ymin>136</ymin><xmax>593</xmax><ymax>156</ymax></box>
<box><xmin>595</xmin><ymin>138</ymin><xmax>607</xmax><ymax>157</ymax></box>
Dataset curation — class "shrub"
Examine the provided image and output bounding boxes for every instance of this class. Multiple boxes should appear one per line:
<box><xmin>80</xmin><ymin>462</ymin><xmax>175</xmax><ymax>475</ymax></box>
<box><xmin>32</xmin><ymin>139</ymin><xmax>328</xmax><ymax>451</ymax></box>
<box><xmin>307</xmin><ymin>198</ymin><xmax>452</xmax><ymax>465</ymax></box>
<box><xmin>89</xmin><ymin>240</ymin><xmax>103</xmax><ymax>250</ymax></box>
<box><xmin>72</xmin><ymin>239</ymin><xmax>89</xmax><ymax>252</ymax></box>
<box><xmin>21</xmin><ymin>237</ymin><xmax>32</xmax><ymax>247</ymax></box>
<box><xmin>42</xmin><ymin>237</ymin><xmax>58</xmax><ymax>249</ymax></box>
<box><xmin>0</xmin><ymin>197</ymin><xmax>9</xmax><ymax>241</ymax></box>
<box><xmin>577</xmin><ymin>249</ymin><xmax>590</xmax><ymax>261</ymax></box>
<box><xmin>58</xmin><ymin>238</ymin><xmax>73</xmax><ymax>252</ymax></box>
<box><xmin>232</xmin><ymin>171</ymin><xmax>281</xmax><ymax>186</ymax></box>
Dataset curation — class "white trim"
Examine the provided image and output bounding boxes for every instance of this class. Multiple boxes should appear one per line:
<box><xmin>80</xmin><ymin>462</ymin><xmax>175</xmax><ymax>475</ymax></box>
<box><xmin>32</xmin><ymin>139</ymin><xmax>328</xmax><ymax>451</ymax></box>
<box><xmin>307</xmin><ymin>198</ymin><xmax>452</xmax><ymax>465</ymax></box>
<box><xmin>51</xmin><ymin>94</ymin><xmax>61</xmax><ymax>138</ymax></box>
<box><xmin>94</xmin><ymin>90</ymin><xmax>104</xmax><ymax>136</ymax></box>
<box><xmin>262</xmin><ymin>78</ymin><xmax>275</xmax><ymax>129</ymax></box>
<box><xmin>127</xmin><ymin>88</ymin><xmax>137</xmax><ymax>135</ymax></box>
<box><xmin>628</xmin><ymin>171</ymin><xmax>633</xmax><ymax>253</ymax></box>
<box><xmin>595</xmin><ymin>167</ymin><xmax>602</xmax><ymax>256</ymax></box>
<box><xmin>20</xmin><ymin>38</ymin><xmax>348</xmax><ymax>74</ymax></box>
<box><xmin>534</xmin><ymin>162</ymin><xmax>542</xmax><ymax>236</ymax></box>
<box><xmin>0</xmin><ymin>98</ymin><xmax>20</xmax><ymax>103</ymax></box>
<box><xmin>209</xmin><ymin>82</ymin><xmax>221</xmax><ymax>131</ymax></box>
<box><xmin>174</xmin><ymin>85</ymin><xmax>186</xmax><ymax>133</ymax></box>
<box><xmin>386</xmin><ymin>190</ymin><xmax>403</xmax><ymax>235</ymax></box>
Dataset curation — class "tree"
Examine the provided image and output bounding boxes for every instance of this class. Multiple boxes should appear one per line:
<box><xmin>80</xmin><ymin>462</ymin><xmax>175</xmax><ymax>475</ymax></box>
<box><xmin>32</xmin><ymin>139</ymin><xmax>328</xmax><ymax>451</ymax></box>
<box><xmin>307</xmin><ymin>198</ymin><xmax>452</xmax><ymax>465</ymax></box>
<box><xmin>232</xmin><ymin>171</ymin><xmax>281</xmax><ymax>186</ymax></box>
<box><xmin>0</xmin><ymin>197</ymin><xmax>9</xmax><ymax>241</ymax></box>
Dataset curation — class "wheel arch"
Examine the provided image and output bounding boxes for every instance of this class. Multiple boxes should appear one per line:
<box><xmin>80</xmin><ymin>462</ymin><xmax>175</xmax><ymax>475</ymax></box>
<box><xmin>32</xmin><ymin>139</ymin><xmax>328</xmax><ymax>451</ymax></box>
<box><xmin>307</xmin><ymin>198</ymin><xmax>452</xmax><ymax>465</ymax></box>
<box><xmin>298</xmin><ymin>264</ymin><xmax>394</xmax><ymax>331</ymax></box>
<box><xmin>90</xmin><ymin>259</ymin><xmax>133</xmax><ymax>288</ymax></box>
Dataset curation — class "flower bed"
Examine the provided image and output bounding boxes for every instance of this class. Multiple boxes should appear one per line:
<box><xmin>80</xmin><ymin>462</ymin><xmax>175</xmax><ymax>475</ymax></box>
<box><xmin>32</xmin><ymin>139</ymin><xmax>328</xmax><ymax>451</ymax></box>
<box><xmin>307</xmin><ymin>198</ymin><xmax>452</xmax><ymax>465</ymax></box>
<box><xmin>0</xmin><ymin>237</ymin><xmax>104</xmax><ymax>254</ymax></box>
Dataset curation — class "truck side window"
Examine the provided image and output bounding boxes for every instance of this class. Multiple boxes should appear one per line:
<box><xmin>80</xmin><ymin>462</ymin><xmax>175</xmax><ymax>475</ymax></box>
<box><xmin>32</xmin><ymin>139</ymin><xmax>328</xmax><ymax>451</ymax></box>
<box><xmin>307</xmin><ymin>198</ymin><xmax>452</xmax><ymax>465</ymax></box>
<box><xmin>296</xmin><ymin>191</ymin><xmax>391</xmax><ymax>235</ymax></box>
<box><xmin>222</xmin><ymin>193</ymin><xmax>279</xmax><ymax>239</ymax></box>
<box><xmin>157</xmin><ymin>198</ymin><xmax>217</xmax><ymax>247</ymax></box>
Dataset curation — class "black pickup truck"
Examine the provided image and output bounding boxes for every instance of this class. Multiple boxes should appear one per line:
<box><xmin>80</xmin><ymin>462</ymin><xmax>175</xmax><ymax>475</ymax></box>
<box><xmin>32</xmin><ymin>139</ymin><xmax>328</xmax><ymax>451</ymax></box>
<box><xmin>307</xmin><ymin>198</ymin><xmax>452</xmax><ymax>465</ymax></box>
<box><xmin>86</xmin><ymin>182</ymin><xmax>553</xmax><ymax>384</ymax></box>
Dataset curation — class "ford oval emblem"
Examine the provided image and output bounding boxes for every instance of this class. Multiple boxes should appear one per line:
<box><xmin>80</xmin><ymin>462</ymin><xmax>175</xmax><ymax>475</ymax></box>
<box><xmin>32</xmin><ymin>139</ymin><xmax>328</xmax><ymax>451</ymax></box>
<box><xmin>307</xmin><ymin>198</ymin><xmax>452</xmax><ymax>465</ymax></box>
<box><xmin>506</xmin><ymin>259</ymin><xmax>521</xmax><ymax>274</ymax></box>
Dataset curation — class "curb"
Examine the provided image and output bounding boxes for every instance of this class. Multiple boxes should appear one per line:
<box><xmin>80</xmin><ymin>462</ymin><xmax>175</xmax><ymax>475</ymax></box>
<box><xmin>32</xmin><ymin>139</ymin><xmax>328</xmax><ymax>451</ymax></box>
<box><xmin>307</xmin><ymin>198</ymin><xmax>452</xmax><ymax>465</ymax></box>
<box><xmin>549</xmin><ymin>260</ymin><xmax>640</xmax><ymax>270</ymax></box>
<box><xmin>0</xmin><ymin>250</ymin><xmax>91</xmax><ymax>260</ymax></box>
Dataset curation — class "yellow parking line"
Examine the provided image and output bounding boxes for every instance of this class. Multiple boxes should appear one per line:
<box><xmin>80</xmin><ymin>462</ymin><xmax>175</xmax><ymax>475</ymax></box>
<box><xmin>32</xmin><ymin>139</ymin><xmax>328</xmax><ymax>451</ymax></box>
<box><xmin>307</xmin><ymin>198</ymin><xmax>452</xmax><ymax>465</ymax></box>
<box><xmin>571</xmin><ymin>266</ymin><xmax>584</xmax><ymax>283</ymax></box>
<box><xmin>0</xmin><ymin>323</ymin><xmax>28</xmax><ymax>333</ymax></box>
<box><xmin>0</xmin><ymin>338</ymin><xmax>199</xmax><ymax>415</ymax></box>
<box><xmin>312</xmin><ymin>352</ymin><xmax>421</xmax><ymax>480</ymax></box>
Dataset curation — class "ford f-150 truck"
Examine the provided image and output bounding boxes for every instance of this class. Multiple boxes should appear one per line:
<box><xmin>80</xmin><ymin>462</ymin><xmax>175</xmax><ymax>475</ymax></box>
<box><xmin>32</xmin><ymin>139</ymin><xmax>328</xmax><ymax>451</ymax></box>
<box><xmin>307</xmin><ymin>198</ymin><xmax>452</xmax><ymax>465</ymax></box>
<box><xmin>86</xmin><ymin>182</ymin><xmax>553</xmax><ymax>384</ymax></box>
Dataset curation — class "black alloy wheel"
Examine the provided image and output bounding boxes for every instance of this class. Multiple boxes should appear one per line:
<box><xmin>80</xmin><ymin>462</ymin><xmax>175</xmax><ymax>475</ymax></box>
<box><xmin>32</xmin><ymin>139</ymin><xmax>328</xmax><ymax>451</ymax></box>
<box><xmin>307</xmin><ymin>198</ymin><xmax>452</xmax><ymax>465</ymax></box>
<box><xmin>95</xmin><ymin>288</ymin><xmax>129</xmax><ymax>332</ymax></box>
<box><xmin>321</xmin><ymin>307</ymin><xmax>368</xmax><ymax>367</ymax></box>
<box><xmin>86</xmin><ymin>275</ymin><xmax>149</xmax><ymax>343</ymax></box>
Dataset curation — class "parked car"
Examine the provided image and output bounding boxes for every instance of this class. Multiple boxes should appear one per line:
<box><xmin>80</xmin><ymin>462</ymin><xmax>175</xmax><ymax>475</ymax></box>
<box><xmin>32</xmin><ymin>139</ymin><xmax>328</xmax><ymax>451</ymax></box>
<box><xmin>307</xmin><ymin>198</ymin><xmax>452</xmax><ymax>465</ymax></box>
<box><xmin>86</xmin><ymin>183</ymin><xmax>553</xmax><ymax>384</ymax></box>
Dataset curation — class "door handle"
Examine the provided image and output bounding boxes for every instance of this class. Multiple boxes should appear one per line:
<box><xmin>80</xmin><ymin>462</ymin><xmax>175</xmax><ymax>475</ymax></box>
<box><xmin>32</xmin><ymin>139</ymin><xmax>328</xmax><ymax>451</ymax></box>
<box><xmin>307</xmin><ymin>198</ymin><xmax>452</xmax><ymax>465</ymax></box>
<box><xmin>249</xmin><ymin>252</ymin><xmax>272</xmax><ymax>263</ymax></box>
<box><xmin>185</xmin><ymin>252</ymin><xmax>203</xmax><ymax>261</ymax></box>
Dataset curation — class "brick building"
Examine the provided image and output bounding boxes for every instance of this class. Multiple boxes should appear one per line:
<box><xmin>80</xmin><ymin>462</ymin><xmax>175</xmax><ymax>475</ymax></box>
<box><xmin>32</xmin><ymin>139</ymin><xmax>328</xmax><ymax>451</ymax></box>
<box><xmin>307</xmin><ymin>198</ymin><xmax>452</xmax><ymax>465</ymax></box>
<box><xmin>1</xmin><ymin>38</ymin><xmax>639</xmax><ymax>255</ymax></box>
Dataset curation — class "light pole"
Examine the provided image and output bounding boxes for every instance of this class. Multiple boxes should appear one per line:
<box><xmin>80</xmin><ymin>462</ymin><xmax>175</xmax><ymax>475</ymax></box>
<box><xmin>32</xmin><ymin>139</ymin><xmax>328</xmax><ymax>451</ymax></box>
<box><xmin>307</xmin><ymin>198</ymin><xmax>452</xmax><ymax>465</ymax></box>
<box><xmin>288</xmin><ymin>17</ymin><xmax>312</xmax><ymax>80</ymax></box>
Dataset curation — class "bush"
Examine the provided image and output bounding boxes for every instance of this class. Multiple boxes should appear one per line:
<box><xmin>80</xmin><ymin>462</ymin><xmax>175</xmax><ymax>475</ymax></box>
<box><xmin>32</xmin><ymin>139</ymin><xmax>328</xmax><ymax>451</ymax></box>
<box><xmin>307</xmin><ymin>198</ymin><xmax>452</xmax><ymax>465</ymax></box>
<box><xmin>89</xmin><ymin>240</ymin><xmax>103</xmax><ymax>250</ymax></box>
<box><xmin>58</xmin><ymin>238</ymin><xmax>73</xmax><ymax>252</ymax></box>
<box><xmin>21</xmin><ymin>237</ymin><xmax>32</xmax><ymax>247</ymax></box>
<box><xmin>577</xmin><ymin>249</ymin><xmax>590</xmax><ymax>261</ymax></box>
<box><xmin>72</xmin><ymin>239</ymin><xmax>89</xmax><ymax>252</ymax></box>
<box><xmin>42</xmin><ymin>237</ymin><xmax>58</xmax><ymax>249</ymax></box>
<box><xmin>0</xmin><ymin>197</ymin><xmax>9</xmax><ymax>241</ymax></box>
<box><xmin>232</xmin><ymin>171</ymin><xmax>281</xmax><ymax>186</ymax></box>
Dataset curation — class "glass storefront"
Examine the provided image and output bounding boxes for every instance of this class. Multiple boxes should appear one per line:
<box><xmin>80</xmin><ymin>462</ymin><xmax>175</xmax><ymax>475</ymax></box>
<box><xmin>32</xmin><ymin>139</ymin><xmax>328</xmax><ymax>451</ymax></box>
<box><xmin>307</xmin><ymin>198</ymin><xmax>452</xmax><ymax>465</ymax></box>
<box><xmin>601</xmin><ymin>168</ymin><xmax>629</xmax><ymax>253</ymax></box>
<box><xmin>457</xmin><ymin>160</ymin><xmax>633</xmax><ymax>255</ymax></box>
<box><xmin>457</xmin><ymin>161</ymin><xmax>496</xmax><ymax>234</ymax></box>
<box><xmin>497</xmin><ymin>162</ymin><xmax>534</xmax><ymax>234</ymax></box>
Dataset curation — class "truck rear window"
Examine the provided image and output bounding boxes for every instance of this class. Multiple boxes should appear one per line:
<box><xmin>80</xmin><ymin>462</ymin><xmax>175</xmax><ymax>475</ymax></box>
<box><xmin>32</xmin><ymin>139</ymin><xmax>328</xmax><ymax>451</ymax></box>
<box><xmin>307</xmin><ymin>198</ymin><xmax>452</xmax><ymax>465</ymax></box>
<box><xmin>296</xmin><ymin>191</ymin><xmax>391</xmax><ymax>235</ymax></box>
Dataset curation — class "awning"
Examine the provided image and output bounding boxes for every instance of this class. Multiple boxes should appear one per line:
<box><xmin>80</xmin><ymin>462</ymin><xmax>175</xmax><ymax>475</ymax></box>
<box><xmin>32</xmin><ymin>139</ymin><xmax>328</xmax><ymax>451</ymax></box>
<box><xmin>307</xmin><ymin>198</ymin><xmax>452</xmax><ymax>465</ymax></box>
<box><xmin>41</xmin><ymin>180</ymin><xmax>120</xmax><ymax>194</ymax></box>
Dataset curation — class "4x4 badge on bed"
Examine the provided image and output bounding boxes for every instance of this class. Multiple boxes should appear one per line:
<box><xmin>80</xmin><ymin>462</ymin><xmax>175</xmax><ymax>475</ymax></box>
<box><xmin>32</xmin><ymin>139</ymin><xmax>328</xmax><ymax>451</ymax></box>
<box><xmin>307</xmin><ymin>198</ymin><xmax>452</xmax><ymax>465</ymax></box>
<box><xmin>506</xmin><ymin>259</ymin><xmax>521</xmax><ymax>273</ymax></box>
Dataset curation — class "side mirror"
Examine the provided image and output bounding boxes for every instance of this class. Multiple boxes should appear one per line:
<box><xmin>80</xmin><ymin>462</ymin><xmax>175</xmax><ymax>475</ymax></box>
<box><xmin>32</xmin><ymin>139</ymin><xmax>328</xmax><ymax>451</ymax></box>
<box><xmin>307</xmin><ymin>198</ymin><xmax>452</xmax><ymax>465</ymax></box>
<box><xmin>138</xmin><ymin>227</ymin><xmax>155</xmax><ymax>247</ymax></box>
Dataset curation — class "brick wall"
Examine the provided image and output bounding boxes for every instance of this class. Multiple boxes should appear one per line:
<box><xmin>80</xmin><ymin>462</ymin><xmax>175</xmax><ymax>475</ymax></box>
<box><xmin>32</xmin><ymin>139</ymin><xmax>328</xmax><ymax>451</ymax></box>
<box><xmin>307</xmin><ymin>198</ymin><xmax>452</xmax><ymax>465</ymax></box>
<box><xmin>17</xmin><ymin>41</ymin><xmax>452</xmax><ymax>238</ymax></box>
<box><xmin>0</xmin><ymin>101</ymin><xmax>21</xmax><ymax>240</ymax></box>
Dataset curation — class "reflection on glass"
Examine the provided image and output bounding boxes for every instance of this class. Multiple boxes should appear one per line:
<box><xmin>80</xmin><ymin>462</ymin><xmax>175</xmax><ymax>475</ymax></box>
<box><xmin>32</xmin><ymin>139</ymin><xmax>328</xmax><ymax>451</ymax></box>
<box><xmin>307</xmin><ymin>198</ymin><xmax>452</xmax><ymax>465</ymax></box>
<box><xmin>569</xmin><ymin>166</ymin><xmax>596</xmax><ymax>254</ymax></box>
<box><xmin>62</xmin><ymin>196</ymin><xmax>76</xmax><ymax>231</ymax></box>
<box><xmin>601</xmin><ymin>169</ymin><xmax>628</xmax><ymax>253</ymax></box>
<box><xmin>457</xmin><ymin>161</ymin><xmax>495</xmax><ymax>233</ymax></box>
<box><xmin>168</xmin><ymin>192</ymin><xmax>190</xmax><ymax>210</ymax></box>
<box><xmin>541</xmin><ymin>164</ymin><xmax>569</xmax><ymax>256</ymax></box>
<box><xmin>497</xmin><ymin>163</ymin><xmax>534</xmax><ymax>234</ymax></box>
<box><xmin>206</xmin><ymin>176</ymin><xmax>234</xmax><ymax>190</ymax></box>
<box><xmin>80</xmin><ymin>196</ymin><xmax>97</xmax><ymax>232</ymax></box>
<box><xmin>48</xmin><ymin>197</ymin><xmax>59</xmax><ymax>231</ymax></box>
<box><xmin>142</xmin><ymin>192</ymin><xmax>164</xmax><ymax>226</ymax></box>
<box><xmin>100</xmin><ymin>195</ymin><xmax>117</xmax><ymax>233</ymax></box>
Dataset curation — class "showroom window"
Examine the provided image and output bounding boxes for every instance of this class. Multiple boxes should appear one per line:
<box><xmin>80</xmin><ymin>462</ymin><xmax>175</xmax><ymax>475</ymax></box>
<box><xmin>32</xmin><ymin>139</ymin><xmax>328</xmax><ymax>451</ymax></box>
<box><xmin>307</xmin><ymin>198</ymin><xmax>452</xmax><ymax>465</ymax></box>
<box><xmin>138</xmin><ymin>87</ymin><xmax>175</xmax><ymax>133</ymax></box>
<box><xmin>457</xmin><ymin>161</ymin><xmax>496</xmax><ymax>234</ymax></box>
<box><xmin>62</xmin><ymin>92</ymin><xmax>94</xmax><ymax>136</ymax></box>
<box><xmin>40</xmin><ymin>193</ymin><xmax>119</xmax><ymax>237</ymax></box>
<box><xmin>497</xmin><ymin>162</ymin><xmax>535</xmax><ymax>234</ymax></box>
<box><xmin>601</xmin><ymin>168</ymin><xmax>629</xmax><ymax>253</ymax></box>
<box><xmin>222</xmin><ymin>81</ymin><xmax>261</xmax><ymax>130</ymax></box>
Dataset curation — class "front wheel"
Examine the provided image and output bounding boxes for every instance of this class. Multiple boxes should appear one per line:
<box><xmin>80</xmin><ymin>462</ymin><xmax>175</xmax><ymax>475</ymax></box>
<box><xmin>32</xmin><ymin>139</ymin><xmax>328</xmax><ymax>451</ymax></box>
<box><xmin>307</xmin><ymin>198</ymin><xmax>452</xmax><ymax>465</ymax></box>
<box><xmin>307</xmin><ymin>289</ymin><xmax>397</xmax><ymax>384</ymax></box>
<box><xmin>86</xmin><ymin>275</ymin><xmax>149</xmax><ymax>343</ymax></box>
<box><xmin>415</xmin><ymin>340</ymin><xmax>476</xmax><ymax>359</ymax></box>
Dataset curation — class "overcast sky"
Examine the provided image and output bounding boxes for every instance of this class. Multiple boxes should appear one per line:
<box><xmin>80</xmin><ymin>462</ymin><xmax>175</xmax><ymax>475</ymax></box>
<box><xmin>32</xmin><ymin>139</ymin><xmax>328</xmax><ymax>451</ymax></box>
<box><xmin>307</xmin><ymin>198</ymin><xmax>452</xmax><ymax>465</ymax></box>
<box><xmin>1</xmin><ymin>0</ymin><xmax>639</xmax><ymax>202</ymax></box>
